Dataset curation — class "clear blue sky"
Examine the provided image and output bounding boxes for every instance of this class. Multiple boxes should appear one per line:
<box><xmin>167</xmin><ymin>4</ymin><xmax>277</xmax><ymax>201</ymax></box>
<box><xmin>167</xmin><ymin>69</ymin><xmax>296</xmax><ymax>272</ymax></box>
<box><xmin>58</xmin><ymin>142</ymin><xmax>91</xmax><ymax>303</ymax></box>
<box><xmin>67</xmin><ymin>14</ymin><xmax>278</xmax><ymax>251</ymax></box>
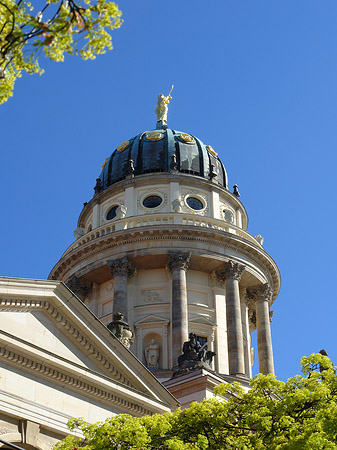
<box><xmin>1</xmin><ymin>0</ymin><xmax>337</xmax><ymax>382</ymax></box>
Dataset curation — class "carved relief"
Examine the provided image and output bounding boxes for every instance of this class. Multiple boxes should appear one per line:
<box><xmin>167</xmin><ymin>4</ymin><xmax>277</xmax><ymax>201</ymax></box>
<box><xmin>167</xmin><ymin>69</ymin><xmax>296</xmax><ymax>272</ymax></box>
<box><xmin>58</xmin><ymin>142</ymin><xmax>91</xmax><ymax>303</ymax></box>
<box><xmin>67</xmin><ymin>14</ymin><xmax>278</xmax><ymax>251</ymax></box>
<box><xmin>116</xmin><ymin>204</ymin><xmax>127</xmax><ymax>219</ymax></box>
<box><xmin>223</xmin><ymin>209</ymin><xmax>234</xmax><ymax>224</ymax></box>
<box><xmin>107</xmin><ymin>257</ymin><xmax>136</xmax><ymax>278</ymax></box>
<box><xmin>172</xmin><ymin>198</ymin><xmax>184</xmax><ymax>212</ymax></box>
<box><xmin>142</xmin><ymin>290</ymin><xmax>162</xmax><ymax>304</ymax></box>
<box><xmin>106</xmin><ymin>282</ymin><xmax>113</xmax><ymax>292</ymax></box>
<box><xmin>167</xmin><ymin>251</ymin><xmax>191</xmax><ymax>272</ymax></box>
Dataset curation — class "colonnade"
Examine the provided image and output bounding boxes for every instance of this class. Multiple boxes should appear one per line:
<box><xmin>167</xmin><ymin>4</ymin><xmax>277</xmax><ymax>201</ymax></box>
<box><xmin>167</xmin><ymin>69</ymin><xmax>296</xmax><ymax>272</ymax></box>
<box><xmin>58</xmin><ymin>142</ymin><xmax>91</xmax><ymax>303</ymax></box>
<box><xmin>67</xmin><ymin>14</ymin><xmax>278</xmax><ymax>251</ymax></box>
<box><xmin>106</xmin><ymin>253</ymin><xmax>274</xmax><ymax>376</ymax></box>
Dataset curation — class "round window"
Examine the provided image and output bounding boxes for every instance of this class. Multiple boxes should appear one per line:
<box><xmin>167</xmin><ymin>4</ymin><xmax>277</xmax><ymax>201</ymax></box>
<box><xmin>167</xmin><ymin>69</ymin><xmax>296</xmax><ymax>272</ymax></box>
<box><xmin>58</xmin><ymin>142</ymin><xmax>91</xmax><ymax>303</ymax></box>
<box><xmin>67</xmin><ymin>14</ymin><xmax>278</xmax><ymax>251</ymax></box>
<box><xmin>107</xmin><ymin>205</ymin><xmax>118</xmax><ymax>220</ymax></box>
<box><xmin>186</xmin><ymin>197</ymin><xmax>204</xmax><ymax>210</ymax></box>
<box><xmin>143</xmin><ymin>195</ymin><xmax>162</xmax><ymax>209</ymax></box>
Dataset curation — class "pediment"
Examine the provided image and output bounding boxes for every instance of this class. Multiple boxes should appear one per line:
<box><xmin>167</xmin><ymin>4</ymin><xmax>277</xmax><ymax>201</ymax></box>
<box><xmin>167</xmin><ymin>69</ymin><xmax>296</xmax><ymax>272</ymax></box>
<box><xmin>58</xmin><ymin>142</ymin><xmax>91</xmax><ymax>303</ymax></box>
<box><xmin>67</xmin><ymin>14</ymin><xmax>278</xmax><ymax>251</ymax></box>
<box><xmin>135</xmin><ymin>315</ymin><xmax>170</xmax><ymax>326</ymax></box>
<box><xmin>0</xmin><ymin>277</ymin><xmax>177</xmax><ymax>414</ymax></box>
<box><xmin>189</xmin><ymin>316</ymin><xmax>214</xmax><ymax>326</ymax></box>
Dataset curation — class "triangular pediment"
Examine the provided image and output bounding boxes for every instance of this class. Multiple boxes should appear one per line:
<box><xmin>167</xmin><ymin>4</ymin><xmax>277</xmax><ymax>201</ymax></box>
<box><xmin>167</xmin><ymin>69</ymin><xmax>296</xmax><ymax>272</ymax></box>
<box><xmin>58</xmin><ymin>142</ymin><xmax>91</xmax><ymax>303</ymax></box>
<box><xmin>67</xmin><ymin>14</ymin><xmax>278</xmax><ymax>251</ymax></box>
<box><xmin>189</xmin><ymin>316</ymin><xmax>214</xmax><ymax>326</ymax></box>
<box><xmin>0</xmin><ymin>277</ymin><xmax>177</xmax><ymax>416</ymax></box>
<box><xmin>135</xmin><ymin>315</ymin><xmax>170</xmax><ymax>326</ymax></box>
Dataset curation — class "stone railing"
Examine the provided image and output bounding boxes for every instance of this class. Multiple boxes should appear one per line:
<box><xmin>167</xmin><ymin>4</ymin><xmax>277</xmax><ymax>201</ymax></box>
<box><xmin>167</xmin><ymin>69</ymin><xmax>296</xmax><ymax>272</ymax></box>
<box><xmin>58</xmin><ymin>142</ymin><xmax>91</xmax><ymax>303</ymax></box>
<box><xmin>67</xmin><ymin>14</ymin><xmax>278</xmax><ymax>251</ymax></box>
<box><xmin>64</xmin><ymin>214</ymin><xmax>262</xmax><ymax>257</ymax></box>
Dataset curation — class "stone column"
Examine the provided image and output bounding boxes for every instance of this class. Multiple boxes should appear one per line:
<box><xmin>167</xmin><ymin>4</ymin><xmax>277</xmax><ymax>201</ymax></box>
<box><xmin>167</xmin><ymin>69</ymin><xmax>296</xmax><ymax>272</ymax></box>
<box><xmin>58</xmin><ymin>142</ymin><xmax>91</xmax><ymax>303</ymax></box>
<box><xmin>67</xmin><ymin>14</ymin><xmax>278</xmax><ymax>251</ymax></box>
<box><xmin>167</xmin><ymin>251</ymin><xmax>191</xmax><ymax>368</ymax></box>
<box><xmin>247</xmin><ymin>283</ymin><xmax>274</xmax><ymax>375</ymax></box>
<box><xmin>216</xmin><ymin>260</ymin><xmax>245</xmax><ymax>376</ymax></box>
<box><xmin>240</xmin><ymin>288</ymin><xmax>252</xmax><ymax>378</ymax></box>
<box><xmin>107</xmin><ymin>257</ymin><xmax>135</xmax><ymax>322</ymax></box>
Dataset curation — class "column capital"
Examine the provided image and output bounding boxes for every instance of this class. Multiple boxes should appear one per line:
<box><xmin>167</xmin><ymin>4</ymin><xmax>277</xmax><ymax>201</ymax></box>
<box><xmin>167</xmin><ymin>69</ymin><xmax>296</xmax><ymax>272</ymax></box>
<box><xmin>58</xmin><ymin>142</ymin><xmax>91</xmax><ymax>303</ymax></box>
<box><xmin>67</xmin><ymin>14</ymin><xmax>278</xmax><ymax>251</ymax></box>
<box><xmin>66</xmin><ymin>275</ymin><xmax>93</xmax><ymax>300</ymax></box>
<box><xmin>247</xmin><ymin>283</ymin><xmax>273</xmax><ymax>303</ymax></box>
<box><xmin>167</xmin><ymin>251</ymin><xmax>191</xmax><ymax>272</ymax></box>
<box><xmin>107</xmin><ymin>256</ymin><xmax>136</xmax><ymax>279</ymax></box>
<box><xmin>215</xmin><ymin>260</ymin><xmax>245</xmax><ymax>282</ymax></box>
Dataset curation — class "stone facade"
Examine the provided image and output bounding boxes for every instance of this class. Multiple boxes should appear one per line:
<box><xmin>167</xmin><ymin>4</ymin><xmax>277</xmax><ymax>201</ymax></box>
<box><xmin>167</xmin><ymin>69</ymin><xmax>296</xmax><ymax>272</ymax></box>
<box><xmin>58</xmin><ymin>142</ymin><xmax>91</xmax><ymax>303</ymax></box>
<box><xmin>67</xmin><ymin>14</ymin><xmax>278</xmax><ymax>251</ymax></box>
<box><xmin>0</xmin><ymin>278</ymin><xmax>178</xmax><ymax>450</ymax></box>
<box><xmin>49</xmin><ymin>167</ymin><xmax>280</xmax><ymax>384</ymax></box>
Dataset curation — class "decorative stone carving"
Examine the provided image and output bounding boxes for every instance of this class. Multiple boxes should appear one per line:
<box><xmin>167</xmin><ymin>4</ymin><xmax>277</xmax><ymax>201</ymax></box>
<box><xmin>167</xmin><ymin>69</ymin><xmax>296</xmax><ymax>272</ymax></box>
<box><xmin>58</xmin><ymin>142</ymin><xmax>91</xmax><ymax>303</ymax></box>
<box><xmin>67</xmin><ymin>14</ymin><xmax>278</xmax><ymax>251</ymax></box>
<box><xmin>167</xmin><ymin>251</ymin><xmax>191</xmax><ymax>272</ymax></box>
<box><xmin>223</xmin><ymin>209</ymin><xmax>234</xmax><ymax>224</ymax></box>
<box><xmin>247</xmin><ymin>283</ymin><xmax>273</xmax><ymax>302</ymax></box>
<box><xmin>116</xmin><ymin>204</ymin><xmax>127</xmax><ymax>219</ymax></box>
<box><xmin>172</xmin><ymin>198</ymin><xmax>184</xmax><ymax>212</ymax></box>
<box><xmin>107</xmin><ymin>313</ymin><xmax>134</xmax><ymax>348</ymax></box>
<box><xmin>269</xmin><ymin>310</ymin><xmax>274</xmax><ymax>323</ymax></box>
<box><xmin>105</xmin><ymin>282</ymin><xmax>113</xmax><ymax>292</ymax></box>
<box><xmin>145</xmin><ymin>339</ymin><xmax>160</xmax><ymax>369</ymax></box>
<box><xmin>142</xmin><ymin>290</ymin><xmax>161</xmax><ymax>303</ymax></box>
<box><xmin>74</xmin><ymin>227</ymin><xmax>85</xmax><ymax>239</ymax></box>
<box><xmin>66</xmin><ymin>275</ymin><xmax>93</xmax><ymax>299</ymax></box>
<box><xmin>107</xmin><ymin>257</ymin><xmax>136</xmax><ymax>279</ymax></box>
<box><xmin>215</xmin><ymin>260</ymin><xmax>245</xmax><ymax>282</ymax></box>
<box><xmin>255</xmin><ymin>234</ymin><xmax>264</xmax><ymax>246</ymax></box>
<box><xmin>177</xmin><ymin>333</ymin><xmax>216</xmax><ymax>371</ymax></box>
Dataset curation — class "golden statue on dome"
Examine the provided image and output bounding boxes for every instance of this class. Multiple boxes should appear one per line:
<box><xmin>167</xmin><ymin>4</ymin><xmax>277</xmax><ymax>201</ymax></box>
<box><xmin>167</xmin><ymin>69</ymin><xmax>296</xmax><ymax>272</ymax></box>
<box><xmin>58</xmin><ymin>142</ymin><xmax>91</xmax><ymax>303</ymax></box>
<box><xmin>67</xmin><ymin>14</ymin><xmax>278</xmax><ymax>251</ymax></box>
<box><xmin>155</xmin><ymin>85</ymin><xmax>174</xmax><ymax>124</ymax></box>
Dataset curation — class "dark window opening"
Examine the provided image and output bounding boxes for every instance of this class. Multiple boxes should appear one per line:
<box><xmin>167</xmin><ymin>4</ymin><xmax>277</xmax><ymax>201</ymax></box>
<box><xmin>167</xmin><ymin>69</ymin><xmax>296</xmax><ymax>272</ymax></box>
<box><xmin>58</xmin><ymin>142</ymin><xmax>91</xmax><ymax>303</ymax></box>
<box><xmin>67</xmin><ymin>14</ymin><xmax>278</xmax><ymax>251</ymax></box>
<box><xmin>186</xmin><ymin>197</ymin><xmax>204</xmax><ymax>210</ymax></box>
<box><xmin>197</xmin><ymin>336</ymin><xmax>208</xmax><ymax>347</ymax></box>
<box><xmin>107</xmin><ymin>205</ymin><xmax>118</xmax><ymax>220</ymax></box>
<box><xmin>143</xmin><ymin>195</ymin><xmax>162</xmax><ymax>208</ymax></box>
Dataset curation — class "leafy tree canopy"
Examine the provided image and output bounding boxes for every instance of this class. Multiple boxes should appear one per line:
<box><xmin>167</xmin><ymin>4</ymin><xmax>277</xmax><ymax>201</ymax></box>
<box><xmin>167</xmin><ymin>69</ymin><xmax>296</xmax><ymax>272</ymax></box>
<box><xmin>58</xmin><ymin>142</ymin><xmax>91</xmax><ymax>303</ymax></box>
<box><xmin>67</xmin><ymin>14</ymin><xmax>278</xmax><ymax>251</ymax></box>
<box><xmin>0</xmin><ymin>0</ymin><xmax>122</xmax><ymax>104</ymax></box>
<box><xmin>54</xmin><ymin>353</ymin><xmax>337</xmax><ymax>450</ymax></box>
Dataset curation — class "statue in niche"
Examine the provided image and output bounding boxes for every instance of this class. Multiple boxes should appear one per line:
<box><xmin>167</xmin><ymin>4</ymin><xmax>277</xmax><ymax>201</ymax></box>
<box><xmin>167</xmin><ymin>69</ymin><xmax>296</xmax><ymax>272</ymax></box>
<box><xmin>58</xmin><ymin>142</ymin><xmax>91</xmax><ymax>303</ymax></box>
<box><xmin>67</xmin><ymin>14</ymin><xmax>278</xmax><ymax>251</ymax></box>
<box><xmin>154</xmin><ymin>86</ymin><xmax>173</xmax><ymax>123</ymax></box>
<box><xmin>177</xmin><ymin>333</ymin><xmax>216</xmax><ymax>372</ymax></box>
<box><xmin>107</xmin><ymin>313</ymin><xmax>134</xmax><ymax>349</ymax></box>
<box><xmin>145</xmin><ymin>339</ymin><xmax>160</xmax><ymax>369</ymax></box>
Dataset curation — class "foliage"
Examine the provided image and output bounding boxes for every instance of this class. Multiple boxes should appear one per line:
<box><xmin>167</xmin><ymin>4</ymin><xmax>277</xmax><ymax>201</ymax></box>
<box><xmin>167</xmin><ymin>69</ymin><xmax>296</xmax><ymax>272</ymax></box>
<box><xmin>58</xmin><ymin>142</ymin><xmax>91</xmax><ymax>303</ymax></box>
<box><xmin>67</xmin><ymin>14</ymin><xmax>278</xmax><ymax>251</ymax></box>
<box><xmin>54</xmin><ymin>353</ymin><xmax>337</xmax><ymax>450</ymax></box>
<box><xmin>0</xmin><ymin>0</ymin><xmax>122</xmax><ymax>104</ymax></box>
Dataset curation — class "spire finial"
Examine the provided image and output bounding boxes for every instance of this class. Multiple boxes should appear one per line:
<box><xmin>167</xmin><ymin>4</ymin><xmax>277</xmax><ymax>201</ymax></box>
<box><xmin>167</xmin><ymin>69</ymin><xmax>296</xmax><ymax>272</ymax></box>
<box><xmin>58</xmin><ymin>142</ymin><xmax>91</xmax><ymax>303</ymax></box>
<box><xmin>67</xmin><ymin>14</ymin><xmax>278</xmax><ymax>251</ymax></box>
<box><xmin>154</xmin><ymin>85</ymin><xmax>174</xmax><ymax>127</ymax></box>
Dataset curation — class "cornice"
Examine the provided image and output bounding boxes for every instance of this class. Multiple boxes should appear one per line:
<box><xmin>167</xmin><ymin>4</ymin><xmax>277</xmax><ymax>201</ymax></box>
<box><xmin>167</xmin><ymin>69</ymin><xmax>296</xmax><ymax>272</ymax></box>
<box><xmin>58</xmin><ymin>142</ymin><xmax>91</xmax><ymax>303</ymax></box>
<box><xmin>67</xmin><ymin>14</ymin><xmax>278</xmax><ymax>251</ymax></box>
<box><xmin>0</xmin><ymin>297</ymin><xmax>130</xmax><ymax>387</ymax></box>
<box><xmin>49</xmin><ymin>227</ymin><xmax>281</xmax><ymax>301</ymax></box>
<box><xmin>0</xmin><ymin>343</ymin><xmax>155</xmax><ymax>416</ymax></box>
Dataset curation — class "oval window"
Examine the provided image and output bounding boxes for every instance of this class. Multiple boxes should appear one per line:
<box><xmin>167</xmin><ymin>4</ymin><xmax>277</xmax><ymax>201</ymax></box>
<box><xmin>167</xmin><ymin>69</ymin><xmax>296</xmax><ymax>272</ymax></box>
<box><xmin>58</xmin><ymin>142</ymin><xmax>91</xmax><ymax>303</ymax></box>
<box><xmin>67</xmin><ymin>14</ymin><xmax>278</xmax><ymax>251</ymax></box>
<box><xmin>143</xmin><ymin>195</ymin><xmax>162</xmax><ymax>209</ymax></box>
<box><xmin>186</xmin><ymin>197</ymin><xmax>204</xmax><ymax>210</ymax></box>
<box><xmin>107</xmin><ymin>205</ymin><xmax>118</xmax><ymax>220</ymax></box>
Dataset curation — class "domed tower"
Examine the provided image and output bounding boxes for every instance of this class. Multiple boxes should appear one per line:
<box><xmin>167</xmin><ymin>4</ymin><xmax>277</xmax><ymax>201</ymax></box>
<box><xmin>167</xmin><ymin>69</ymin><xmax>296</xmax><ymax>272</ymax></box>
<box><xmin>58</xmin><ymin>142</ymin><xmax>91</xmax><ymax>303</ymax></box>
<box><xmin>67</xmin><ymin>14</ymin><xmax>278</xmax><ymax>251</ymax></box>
<box><xmin>49</xmin><ymin>97</ymin><xmax>280</xmax><ymax>395</ymax></box>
